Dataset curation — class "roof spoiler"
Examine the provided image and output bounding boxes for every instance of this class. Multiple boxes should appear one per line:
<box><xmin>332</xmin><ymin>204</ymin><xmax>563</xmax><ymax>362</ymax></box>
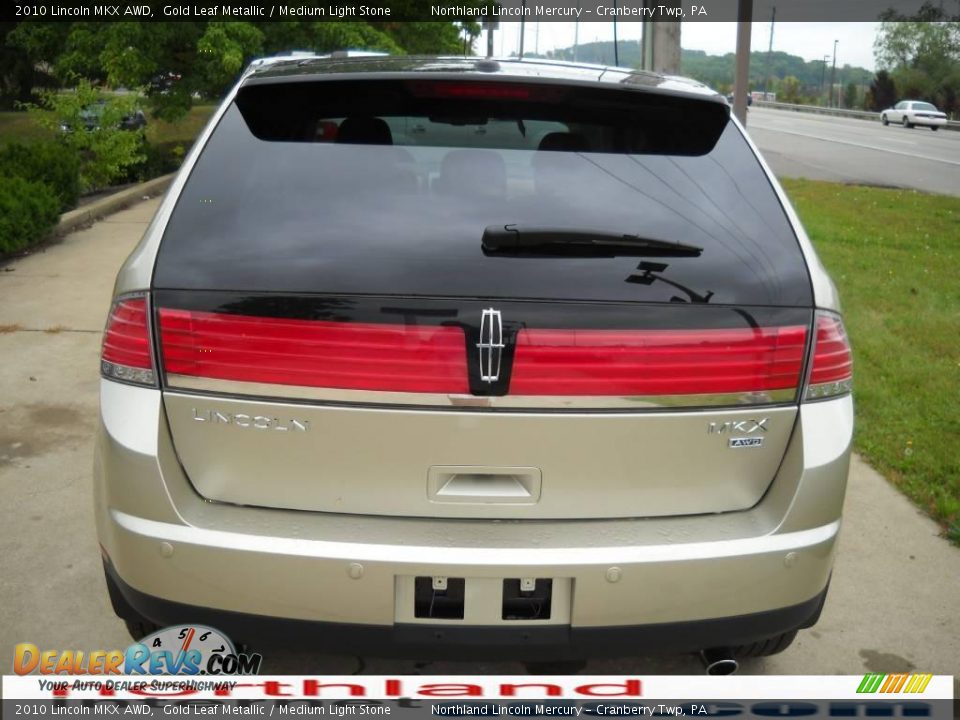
<box><xmin>246</xmin><ymin>50</ymin><xmax>389</xmax><ymax>74</ymax></box>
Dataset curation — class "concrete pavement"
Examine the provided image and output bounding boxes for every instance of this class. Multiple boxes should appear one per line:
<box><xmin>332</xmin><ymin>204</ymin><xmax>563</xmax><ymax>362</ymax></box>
<box><xmin>1</xmin><ymin>197</ymin><xmax>958</xmax><ymax>682</ymax></box>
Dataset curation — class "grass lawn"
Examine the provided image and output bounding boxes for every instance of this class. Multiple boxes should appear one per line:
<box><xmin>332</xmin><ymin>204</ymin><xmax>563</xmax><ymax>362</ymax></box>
<box><xmin>145</xmin><ymin>104</ymin><xmax>216</xmax><ymax>146</ymax></box>
<box><xmin>781</xmin><ymin>178</ymin><xmax>960</xmax><ymax>543</ymax></box>
<box><xmin>0</xmin><ymin>110</ymin><xmax>55</xmax><ymax>143</ymax></box>
<box><xmin>0</xmin><ymin>104</ymin><xmax>216</xmax><ymax>147</ymax></box>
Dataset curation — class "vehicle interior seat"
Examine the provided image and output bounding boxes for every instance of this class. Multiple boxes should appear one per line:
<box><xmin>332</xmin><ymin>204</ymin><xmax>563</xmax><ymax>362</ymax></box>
<box><xmin>335</xmin><ymin>116</ymin><xmax>419</xmax><ymax>193</ymax></box>
<box><xmin>335</xmin><ymin>116</ymin><xmax>394</xmax><ymax>145</ymax></box>
<box><xmin>537</xmin><ymin>132</ymin><xmax>590</xmax><ymax>152</ymax></box>
<box><xmin>532</xmin><ymin>132</ymin><xmax>590</xmax><ymax>199</ymax></box>
<box><xmin>433</xmin><ymin>149</ymin><xmax>507</xmax><ymax>201</ymax></box>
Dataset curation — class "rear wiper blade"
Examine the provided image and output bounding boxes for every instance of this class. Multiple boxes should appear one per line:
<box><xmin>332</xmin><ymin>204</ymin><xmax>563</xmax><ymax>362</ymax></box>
<box><xmin>482</xmin><ymin>225</ymin><xmax>703</xmax><ymax>258</ymax></box>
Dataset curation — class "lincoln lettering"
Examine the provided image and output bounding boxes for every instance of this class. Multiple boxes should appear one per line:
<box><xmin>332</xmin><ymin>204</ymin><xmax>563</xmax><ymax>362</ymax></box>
<box><xmin>192</xmin><ymin>408</ymin><xmax>309</xmax><ymax>432</ymax></box>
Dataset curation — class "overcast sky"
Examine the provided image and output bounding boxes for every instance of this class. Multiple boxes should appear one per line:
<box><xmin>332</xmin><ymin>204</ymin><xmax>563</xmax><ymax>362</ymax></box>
<box><xmin>480</xmin><ymin>22</ymin><xmax>880</xmax><ymax>70</ymax></box>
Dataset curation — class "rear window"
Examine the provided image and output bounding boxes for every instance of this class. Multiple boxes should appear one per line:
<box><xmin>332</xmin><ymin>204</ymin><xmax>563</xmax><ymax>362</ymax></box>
<box><xmin>155</xmin><ymin>79</ymin><xmax>812</xmax><ymax>307</ymax></box>
<box><xmin>912</xmin><ymin>102</ymin><xmax>937</xmax><ymax>112</ymax></box>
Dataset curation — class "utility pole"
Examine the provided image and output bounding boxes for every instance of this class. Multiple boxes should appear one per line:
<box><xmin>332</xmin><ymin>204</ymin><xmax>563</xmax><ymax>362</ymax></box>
<box><xmin>820</xmin><ymin>55</ymin><xmax>830</xmax><ymax>105</ymax></box>
<box><xmin>641</xmin><ymin>18</ymin><xmax>652</xmax><ymax>71</ymax></box>
<box><xmin>484</xmin><ymin>21</ymin><xmax>495</xmax><ymax>58</ymax></box>
<box><xmin>733</xmin><ymin>0</ymin><xmax>753</xmax><ymax>124</ymax></box>
<box><xmin>829</xmin><ymin>39</ymin><xmax>838</xmax><ymax>107</ymax></box>
<box><xmin>762</xmin><ymin>6</ymin><xmax>775</xmax><ymax>100</ymax></box>
<box><xmin>613</xmin><ymin>1</ymin><xmax>619</xmax><ymax>66</ymax></box>
<box><xmin>518</xmin><ymin>2</ymin><xmax>526</xmax><ymax>59</ymax></box>
<box><xmin>573</xmin><ymin>15</ymin><xmax>580</xmax><ymax>61</ymax></box>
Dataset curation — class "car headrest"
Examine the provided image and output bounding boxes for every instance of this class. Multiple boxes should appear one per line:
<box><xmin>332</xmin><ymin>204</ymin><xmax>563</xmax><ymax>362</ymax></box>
<box><xmin>336</xmin><ymin>117</ymin><xmax>393</xmax><ymax>145</ymax></box>
<box><xmin>537</xmin><ymin>132</ymin><xmax>590</xmax><ymax>153</ymax></box>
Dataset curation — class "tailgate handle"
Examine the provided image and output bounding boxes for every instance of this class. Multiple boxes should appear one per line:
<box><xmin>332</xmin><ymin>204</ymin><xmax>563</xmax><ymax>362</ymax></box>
<box><xmin>427</xmin><ymin>466</ymin><xmax>541</xmax><ymax>505</ymax></box>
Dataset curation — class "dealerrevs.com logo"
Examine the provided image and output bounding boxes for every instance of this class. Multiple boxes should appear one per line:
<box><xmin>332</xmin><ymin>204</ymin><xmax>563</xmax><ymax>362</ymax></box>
<box><xmin>14</xmin><ymin>625</ymin><xmax>262</xmax><ymax>676</ymax></box>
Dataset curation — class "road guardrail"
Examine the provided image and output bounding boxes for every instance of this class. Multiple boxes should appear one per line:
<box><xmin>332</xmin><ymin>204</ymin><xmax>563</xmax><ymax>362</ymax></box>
<box><xmin>754</xmin><ymin>100</ymin><xmax>960</xmax><ymax>131</ymax></box>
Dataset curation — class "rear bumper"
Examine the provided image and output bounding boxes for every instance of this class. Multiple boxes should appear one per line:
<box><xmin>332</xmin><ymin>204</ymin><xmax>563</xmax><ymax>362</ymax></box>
<box><xmin>912</xmin><ymin>116</ymin><xmax>947</xmax><ymax>126</ymax></box>
<box><xmin>94</xmin><ymin>381</ymin><xmax>852</xmax><ymax>658</ymax></box>
<box><xmin>104</xmin><ymin>560</ymin><xmax>828</xmax><ymax>660</ymax></box>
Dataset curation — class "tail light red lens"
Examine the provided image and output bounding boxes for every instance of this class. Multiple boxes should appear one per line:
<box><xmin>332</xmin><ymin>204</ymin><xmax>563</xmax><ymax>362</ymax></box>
<box><xmin>509</xmin><ymin>325</ymin><xmax>808</xmax><ymax>396</ymax></box>
<box><xmin>408</xmin><ymin>82</ymin><xmax>543</xmax><ymax>101</ymax></box>
<box><xmin>158</xmin><ymin>309</ymin><xmax>469</xmax><ymax>394</ymax></box>
<box><xmin>101</xmin><ymin>295</ymin><xmax>155</xmax><ymax>386</ymax></box>
<box><xmin>805</xmin><ymin>313</ymin><xmax>853</xmax><ymax>400</ymax></box>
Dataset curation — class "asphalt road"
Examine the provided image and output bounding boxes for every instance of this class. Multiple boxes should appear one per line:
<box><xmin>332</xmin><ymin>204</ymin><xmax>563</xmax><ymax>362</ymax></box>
<box><xmin>1</xmin><ymin>199</ymin><xmax>959</xmax><ymax>685</ymax></box>
<box><xmin>747</xmin><ymin>107</ymin><xmax>960</xmax><ymax>197</ymax></box>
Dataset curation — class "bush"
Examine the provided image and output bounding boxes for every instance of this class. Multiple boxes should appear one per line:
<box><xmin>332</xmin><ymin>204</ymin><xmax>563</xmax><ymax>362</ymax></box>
<box><xmin>126</xmin><ymin>141</ymin><xmax>187</xmax><ymax>183</ymax></box>
<box><xmin>31</xmin><ymin>80</ymin><xmax>145</xmax><ymax>192</ymax></box>
<box><xmin>0</xmin><ymin>140</ymin><xmax>81</xmax><ymax>211</ymax></box>
<box><xmin>0</xmin><ymin>176</ymin><xmax>61</xmax><ymax>255</ymax></box>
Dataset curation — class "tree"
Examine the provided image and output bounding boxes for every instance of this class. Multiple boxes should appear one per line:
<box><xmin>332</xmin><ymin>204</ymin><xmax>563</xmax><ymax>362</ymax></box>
<box><xmin>874</xmin><ymin>2</ymin><xmax>960</xmax><ymax>114</ymax></box>
<box><xmin>0</xmin><ymin>22</ymin><xmax>64</xmax><ymax>108</ymax></box>
<box><xmin>843</xmin><ymin>82</ymin><xmax>859</xmax><ymax>109</ymax></box>
<box><xmin>867</xmin><ymin>69</ymin><xmax>897</xmax><ymax>111</ymax></box>
<box><xmin>30</xmin><ymin>80</ymin><xmax>145</xmax><ymax>191</ymax></box>
<box><xmin>5</xmin><ymin>18</ymin><xmax>479</xmax><ymax>120</ymax></box>
<box><xmin>779</xmin><ymin>75</ymin><xmax>803</xmax><ymax>104</ymax></box>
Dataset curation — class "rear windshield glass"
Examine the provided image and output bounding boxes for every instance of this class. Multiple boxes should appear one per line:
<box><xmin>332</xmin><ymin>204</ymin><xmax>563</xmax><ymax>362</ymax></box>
<box><xmin>912</xmin><ymin>102</ymin><xmax>937</xmax><ymax>112</ymax></box>
<box><xmin>155</xmin><ymin>79</ymin><xmax>812</xmax><ymax>307</ymax></box>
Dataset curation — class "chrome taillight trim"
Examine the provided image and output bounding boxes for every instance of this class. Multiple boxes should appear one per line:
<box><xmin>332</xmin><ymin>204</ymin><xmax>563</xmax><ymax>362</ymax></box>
<box><xmin>806</xmin><ymin>378</ymin><xmax>853</xmax><ymax>401</ymax></box>
<box><xmin>101</xmin><ymin>360</ymin><xmax>156</xmax><ymax>386</ymax></box>
<box><xmin>165</xmin><ymin>373</ymin><xmax>797</xmax><ymax>411</ymax></box>
<box><xmin>100</xmin><ymin>291</ymin><xmax>158</xmax><ymax>388</ymax></box>
<box><xmin>803</xmin><ymin>310</ymin><xmax>853</xmax><ymax>403</ymax></box>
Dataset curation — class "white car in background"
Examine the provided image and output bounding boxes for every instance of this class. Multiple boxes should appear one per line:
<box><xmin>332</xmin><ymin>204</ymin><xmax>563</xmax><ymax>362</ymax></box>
<box><xmin>881</xmin><ymin>100</ymin><xmax>948</xmax><ymax>130</ymax></box>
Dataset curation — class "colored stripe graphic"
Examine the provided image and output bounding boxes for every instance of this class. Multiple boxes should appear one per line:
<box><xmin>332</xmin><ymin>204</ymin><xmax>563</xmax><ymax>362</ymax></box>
<box><xmin>857</xmin><ymin>673</ymin><xmax>933</xmax><ymax>693</ymax></box>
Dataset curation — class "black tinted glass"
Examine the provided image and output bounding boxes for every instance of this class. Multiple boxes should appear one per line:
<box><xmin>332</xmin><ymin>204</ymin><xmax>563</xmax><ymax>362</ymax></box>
<box><xmin>235</xmin><ymin>80</ymin><xmax>729</xmax><ymax>156</ymax></box>
<box><xmin>155</xmin><ymin>80</ymin><xmax>812</xmax><ymax>307</ymax></box>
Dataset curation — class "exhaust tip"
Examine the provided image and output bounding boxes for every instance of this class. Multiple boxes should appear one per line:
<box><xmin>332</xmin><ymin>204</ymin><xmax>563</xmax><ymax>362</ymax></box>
<box><xmin>700</xmin><ymin>648</ymin><xmax>739</xmax><ymax>675</ymax></box>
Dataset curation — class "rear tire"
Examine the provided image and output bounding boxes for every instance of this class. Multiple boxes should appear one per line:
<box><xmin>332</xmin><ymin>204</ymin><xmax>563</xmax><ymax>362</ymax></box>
<box><xmin>881</xmin><ymin>114</ymin><xmax>889</xmax><ymax>126</ymax></box>
<box><xmin>902</xmin><ymin>116</ymin><xmax>912</xmax><ymax>128</ymax></box>
<box><xmin>931</xmin><ymin>126</ymin><xmax>939</xmax><ymax>131</ymax></box>
<box><xmin>734</xmin><ymin>629</ymin><xmax>798</xmax><ymax>658</ymax></box>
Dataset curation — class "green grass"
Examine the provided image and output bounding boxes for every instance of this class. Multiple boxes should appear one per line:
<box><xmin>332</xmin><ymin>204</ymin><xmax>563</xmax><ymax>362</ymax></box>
<box><xmin>0</xmin><ymin>110</ymin><xmax>55</xmax><ymax>143</ymax></box>
<box><xmin>145</xmin><ymin>104</ymin><xmax>216</xmax><ymax>146</ymax></box>
<box><xmin>781</xmin><ymin>179</ymin><xmax>960</xmax><ymax>540</ymax></box>
<box><xmin>0</xmin><ymin>104</ymin><xmax>216</xmax><ymax>147</ymax></box>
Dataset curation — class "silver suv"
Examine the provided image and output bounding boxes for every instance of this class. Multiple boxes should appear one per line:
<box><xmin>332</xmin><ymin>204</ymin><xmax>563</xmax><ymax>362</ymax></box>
<box><xmin>95</xmin><ymin>56</ymin><xmax>853</xmax><ymax>667</ymax></box>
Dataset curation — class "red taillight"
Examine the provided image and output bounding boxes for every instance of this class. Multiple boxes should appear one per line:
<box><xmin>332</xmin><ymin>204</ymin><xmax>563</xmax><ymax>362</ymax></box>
<box><xmin>158</xmin><ymin>309</ymin><xmax>469</xmax><ymax>394</ymax></box>
<box><xmin>509</xmin><ymin>325</ymin><xmax>808</xmax><ymax>396</ymax></box>
<box><xmin>101</xmin><ymin>295</ymin><xmax>155</xmax><ymax>385</ymax></box>
<box><xmin>805</xmin><ymin>313</ymin><xmax>853</xmax><ymax>400</ymax></box>
<box><xmin>407</xmin><ymin>81</ymin><xmax>565</xmax><ymax>102</ymax></box>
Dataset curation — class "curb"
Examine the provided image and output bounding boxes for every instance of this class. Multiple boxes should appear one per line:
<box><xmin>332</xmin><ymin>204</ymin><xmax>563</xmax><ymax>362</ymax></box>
<box><xmin>56</xmin><ymin>173</ymin><xmax>175</xmax><ymax>236</ymax></box>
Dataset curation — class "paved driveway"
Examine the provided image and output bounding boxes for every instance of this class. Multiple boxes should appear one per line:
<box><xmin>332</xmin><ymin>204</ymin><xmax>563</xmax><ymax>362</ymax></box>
<box><xmin>1</xmin><ymin>198</ymin><xmax>958</xmax><ymax>683</ymax></box>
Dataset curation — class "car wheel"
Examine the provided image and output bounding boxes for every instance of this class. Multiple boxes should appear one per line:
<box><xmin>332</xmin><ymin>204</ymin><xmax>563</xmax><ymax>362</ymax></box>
<box><xmin>902</xmin><ymin>116</ymin><xmax>912</xmax><ymax>128</ymax></box>
<box><xmin>931</xmin><ymin>126</ymin><xmax>939</xmax><ymax>132</ymax></box>
<box><xmin>881</xmin><ymin>114</ymin><xmax>889</xmax><ymax>126</ymax></box>
<box><xmin>734</xmin><ymin>629</ymin><xmax>798</xmax><ymax>658</ymax></box>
